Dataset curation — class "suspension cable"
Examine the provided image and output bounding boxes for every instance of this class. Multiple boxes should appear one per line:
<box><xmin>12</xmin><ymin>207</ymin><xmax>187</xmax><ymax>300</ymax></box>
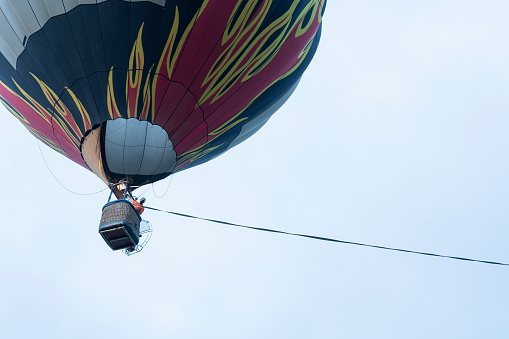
<box><xmin>37</xmin><ymin>140</ymin><xmax>108</xmax><ymax>195</ymax></box>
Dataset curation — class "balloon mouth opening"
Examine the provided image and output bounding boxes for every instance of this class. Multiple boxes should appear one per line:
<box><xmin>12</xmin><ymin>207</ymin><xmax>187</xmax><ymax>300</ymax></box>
<box><xmin>80</xmin><ymin>118</ymin><xmax>176</xmax><ymax>187</ymax></box>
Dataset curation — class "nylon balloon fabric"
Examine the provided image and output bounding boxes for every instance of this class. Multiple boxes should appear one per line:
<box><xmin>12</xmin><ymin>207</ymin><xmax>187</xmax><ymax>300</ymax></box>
<box><xmin>0</xmin><ymin>0</ymin><xmax>326</xmax><ymax>187</ymax></box>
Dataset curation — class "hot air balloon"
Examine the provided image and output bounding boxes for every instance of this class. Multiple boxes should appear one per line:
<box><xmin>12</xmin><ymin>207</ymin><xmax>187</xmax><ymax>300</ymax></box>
<box><xmin>0</xmin><ymin>0</ymin><xmax>326</xmax><ymax>251</ymax></box>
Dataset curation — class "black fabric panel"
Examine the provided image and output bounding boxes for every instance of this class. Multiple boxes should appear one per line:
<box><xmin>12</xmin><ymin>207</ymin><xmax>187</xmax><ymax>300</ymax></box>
<box><xmin>112</xmin><ymin>1</ymin><xmax>131</xmax><ymax>84</ymax></box>
<box><xmin>97</xmin><ymin>1</ymin><xmax>116</xmax><ymax>74</ymax></box>
<box><xmin>78</xmin><ymin>4</ymin><xmax>108</xmax><ymax>73</ymax></box>
<box><xmin>65</xmin><ymin>4</ymin><xmax>103</xmax><ymax>124</ymax></box>
<box><xmin>82</xmin><ymin>71</ymin><xmax>109</xmax><ymax>124</ymax></box>
<box><xmin>43</xmin><ymin>14</ymin><xmax>87</xmax><ymax>83</ymax></box>
<box><xmin>4</xmin><ymin>47</ymin><xmax>47</xmax><ymax>107</ymax></box>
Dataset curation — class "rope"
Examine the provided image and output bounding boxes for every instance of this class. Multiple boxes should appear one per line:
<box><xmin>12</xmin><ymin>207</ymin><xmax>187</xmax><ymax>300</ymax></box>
<box><xmin>152</xmin><ymin>174</ymin><xmax>173</xmax><ymax>198</ymax></box>
<box><xmin>144</xmin><ymin>205</ymin><xmax>509</xmax><ymax>267</ymax></box>
<box><xmin>37</xmin><ymin>140</ymin><xmax>108</xmax><ymax>196</ymax></box>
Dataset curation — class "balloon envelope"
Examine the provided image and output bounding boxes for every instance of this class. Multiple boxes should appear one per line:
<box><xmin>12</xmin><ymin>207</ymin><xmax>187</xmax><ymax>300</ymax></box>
<box><xmin>0</xmin><ymin>0</ymin><xmax>325</xmax><ymax>187</ymax></box>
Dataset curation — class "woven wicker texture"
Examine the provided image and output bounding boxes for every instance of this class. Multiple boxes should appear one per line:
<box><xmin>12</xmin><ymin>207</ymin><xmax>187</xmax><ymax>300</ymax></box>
<box><xmin>100</xmin><ymin>200</ymin><xmax>141</xmax><ymax>234</ymax></box>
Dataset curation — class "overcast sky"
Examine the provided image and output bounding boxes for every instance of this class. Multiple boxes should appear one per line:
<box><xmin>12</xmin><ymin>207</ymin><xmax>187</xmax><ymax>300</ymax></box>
<box><xmin>1</xmin><ymin>1</ymin><xmax>509</xmax><ymax>338</ymax></box>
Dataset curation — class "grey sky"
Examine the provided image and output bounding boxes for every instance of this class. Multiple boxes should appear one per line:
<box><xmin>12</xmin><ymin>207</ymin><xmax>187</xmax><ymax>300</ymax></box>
<box><xmin>1</xmin><ymin>1</ymin><xmax>509</xmax><ymax>338</ymax></box>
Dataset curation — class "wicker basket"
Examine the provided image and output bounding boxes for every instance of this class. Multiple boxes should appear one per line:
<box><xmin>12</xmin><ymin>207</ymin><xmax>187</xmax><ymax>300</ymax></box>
<box><xmin>99</xmin><ymin>200</ymin><xmax>141</xmax><ymax>250</ymax></box>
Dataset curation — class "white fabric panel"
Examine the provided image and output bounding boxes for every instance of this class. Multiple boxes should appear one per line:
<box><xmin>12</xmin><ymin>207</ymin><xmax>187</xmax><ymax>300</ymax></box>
<box><xmin>138</xmin><ymin>123</ymin><xmax>176</xmax><ymax>175</ymax></box>
<box><xmin>28</xmin><ymin>0</ymin><xmax>51</xmax><ymax>27</ymax></box>
<box><xmin>105</xmin><ymin>118</ymin><xmax>176</xmax><ymax>176</ymax></box>
<box><xmin>0</xmin><ymin>8</ymin><xmax>22</xmax><ymax>66</ymax></box>
<box><xmin>0</xmin><ymin>0</ymin><xmax>167</xmax><ymax>69</ymax></box>
<box><xmin>41</xmin><ymin>0</ymin><xmax>65</xmax><ymax>18</ymax></box>
<box><xmin>105</xmin><ymin>118</ymin><xmax>127</xmax><ymax>174</ymax></box>
<box><xmin>0</xmin><ymin>35</ymin><xmax>15</xmax><ymax>66</ymax></box>
<box><xmin>123</xmin><ymin>119</ymin><xmax>147</xmax><ymax>174</ymax></box>
<box><xmin>1</xmin><ymin>2</ymin><xmax>28</xmax><ymax>43</ymax></box>
<box><xmin>104</xmin><ymin>138</ymin><xmax>126</xmax><ymax>172</ymax></box>
<box><xmin>225</xmin><ymin>78</ymin><xmax>301</xmax><ymax>151</ymax></box>
<box><xmin>62</xmin><ymin>0</ymin><xmax>82</xmax><ymax>11</ymax></box>
<box><xmin>152</xmin><ymin>140</ymin><xmax>177</xmax><ymax>174</ymax></box>
<box><xmin>6</xmin><ymin>1</ymin><xmax>40</xmax><ymax>37</ymax></box>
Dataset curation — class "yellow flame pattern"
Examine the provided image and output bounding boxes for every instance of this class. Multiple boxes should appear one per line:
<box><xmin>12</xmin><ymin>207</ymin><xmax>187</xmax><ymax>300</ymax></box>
<box><xmin>0</xmin><ymin>73</ymin><xmax>92</xmax><ymax>161</ymax></box>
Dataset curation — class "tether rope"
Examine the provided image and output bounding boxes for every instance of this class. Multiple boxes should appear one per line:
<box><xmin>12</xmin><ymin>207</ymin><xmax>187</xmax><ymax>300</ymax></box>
<box><xmin>144</xmin><ymin>205</ymin><xmax>509</xmax><ymax>267</ymax></box>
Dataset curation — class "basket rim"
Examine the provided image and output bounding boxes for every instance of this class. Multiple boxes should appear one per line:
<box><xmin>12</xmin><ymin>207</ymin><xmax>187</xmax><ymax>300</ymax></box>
<box><xmin>102</xmin><ymin>199</ymin><xmax>142</xmax><ymax>220</ymax></box>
